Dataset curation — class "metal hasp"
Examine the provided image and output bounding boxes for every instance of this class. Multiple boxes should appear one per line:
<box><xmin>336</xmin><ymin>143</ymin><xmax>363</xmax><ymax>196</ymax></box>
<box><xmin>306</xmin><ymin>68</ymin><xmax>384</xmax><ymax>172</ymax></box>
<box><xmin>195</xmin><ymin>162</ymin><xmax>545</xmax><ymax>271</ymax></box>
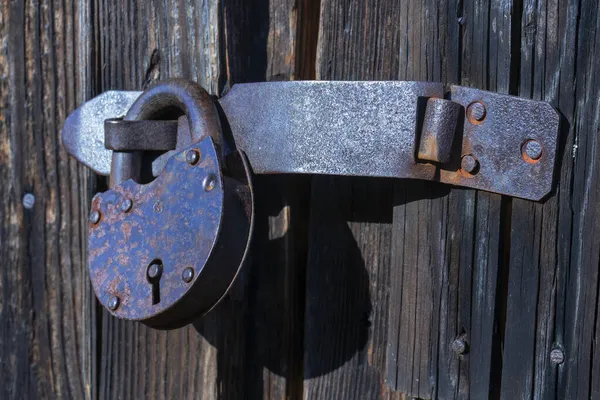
<box><xmin>219</xmin><ymin>81</ymin><xmax>559</xmax><ymax>201</ymax></box>
<box><xmin>62</xmin><ymin>78</ymin><xmax>559</xmax><ymax>329</ymax></box>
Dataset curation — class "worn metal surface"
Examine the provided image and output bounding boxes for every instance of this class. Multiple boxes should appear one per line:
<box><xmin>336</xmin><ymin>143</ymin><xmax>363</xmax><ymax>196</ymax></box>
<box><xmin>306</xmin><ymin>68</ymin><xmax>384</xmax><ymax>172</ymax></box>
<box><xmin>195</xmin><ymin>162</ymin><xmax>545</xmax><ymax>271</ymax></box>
<box><xmin>89</xmin><ymin>137</ymin><xmax>223</xmax><ymax>325</ymax></box>
<box><xmin>89</xmin><ymin>137</ymin><xmax>253</xmax><ymax>329</ymax></box>
<box><xmin>62</xmin><ymin>90</ymin><xmax>142</xmax><ymax>175</ymax></box>
<box><xmin>219</xmin><ymin>80</ymin><xmax>443</xmax><ymax>176</ymax></box>
<box><xmin>111</xmin><ymin>79</ymin><xmax>223</xmax><ymax>187</ymax></box>
<box><xmin>104</xmin><ymin>119</ymin><xmax>178</xmax><ymax>151</ymax></box>
<box><xmin>63</xmin><ymin>81</ymin><xmax>560</xmax><ymax>200</ymax></box>
<box><xmin>445</xmin><ymin>85</ymin><xmax>559</xmax><ymax>200</ymax></box>
<box><xmin>417</xmin><ymin>98</ymin><xmax>462</xmax><ymax>163</ymax></box>
<box><xmin>220</xmin><ymin>81</ymin><xmax>560</xmax><ymax>200</ymax></box>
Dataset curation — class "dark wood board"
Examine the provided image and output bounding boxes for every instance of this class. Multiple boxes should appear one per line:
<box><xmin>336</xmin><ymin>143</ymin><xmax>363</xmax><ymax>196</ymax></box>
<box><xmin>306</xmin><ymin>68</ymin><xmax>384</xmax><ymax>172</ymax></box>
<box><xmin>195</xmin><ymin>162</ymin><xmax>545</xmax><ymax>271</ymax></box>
<box><xmin>500</xmin><ymin>1</ymin><xmax>600</xmax><ymax>399</ymax></box>
<box><xmin>304</xmin><ymin>1</ymin><xmax>510</xmax><ymax>399</ymax></box>
<box><xmin>500</xmin><ymin>0</ymin><xmax>577</xmax><ymax>398</ymax></box>
<box><xmin>0</xmin><ymin>0</ymin><xmax>96</xmax><ymax>399</ymax></box>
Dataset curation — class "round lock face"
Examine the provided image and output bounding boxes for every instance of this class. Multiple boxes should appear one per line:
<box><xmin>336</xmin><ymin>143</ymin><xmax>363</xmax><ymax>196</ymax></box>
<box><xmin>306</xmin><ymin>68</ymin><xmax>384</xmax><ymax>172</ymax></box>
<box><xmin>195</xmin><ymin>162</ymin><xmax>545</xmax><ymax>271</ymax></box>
<box><xmin>88</xmin><ymin>137</ymin><xmax>223</xmax><ymax>322</ymax></box>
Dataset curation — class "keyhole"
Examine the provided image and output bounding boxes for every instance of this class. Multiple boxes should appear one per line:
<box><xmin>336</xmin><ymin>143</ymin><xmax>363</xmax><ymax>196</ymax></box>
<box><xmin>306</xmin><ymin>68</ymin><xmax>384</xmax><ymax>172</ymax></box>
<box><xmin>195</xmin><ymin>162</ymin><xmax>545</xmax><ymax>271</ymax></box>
<box><xmin>147</xmin><ymin>260</ymin><xmax>163</xmax><ymax>305</ymax></box>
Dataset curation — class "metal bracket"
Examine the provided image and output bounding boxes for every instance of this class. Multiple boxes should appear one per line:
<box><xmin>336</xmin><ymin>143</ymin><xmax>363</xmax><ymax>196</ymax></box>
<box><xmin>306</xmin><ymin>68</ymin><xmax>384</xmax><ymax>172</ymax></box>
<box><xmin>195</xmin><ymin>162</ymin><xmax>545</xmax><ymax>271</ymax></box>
<box><xmin>62</xmin><ymin>81</ymin><xmax>560</xmax><ymax>200</ymax></box>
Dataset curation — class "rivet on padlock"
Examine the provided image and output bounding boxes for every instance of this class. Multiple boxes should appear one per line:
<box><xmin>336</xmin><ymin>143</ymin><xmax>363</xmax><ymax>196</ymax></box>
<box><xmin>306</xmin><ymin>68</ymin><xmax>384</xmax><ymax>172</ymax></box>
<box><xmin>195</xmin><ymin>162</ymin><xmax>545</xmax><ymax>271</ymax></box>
<box><xmin>87</xmin><ymin>79</ymin><xmax>254</xmax><ymax>329</ymax></box>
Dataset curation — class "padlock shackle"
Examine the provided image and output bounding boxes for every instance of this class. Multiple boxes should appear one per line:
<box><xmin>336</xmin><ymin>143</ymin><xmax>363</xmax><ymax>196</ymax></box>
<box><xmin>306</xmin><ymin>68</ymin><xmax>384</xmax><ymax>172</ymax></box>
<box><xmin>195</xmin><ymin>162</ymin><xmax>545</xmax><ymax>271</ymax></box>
<box><xmin>110</xmin><ymin>79</ymin><xmax>222</xmax><ymax>187</ymax></box>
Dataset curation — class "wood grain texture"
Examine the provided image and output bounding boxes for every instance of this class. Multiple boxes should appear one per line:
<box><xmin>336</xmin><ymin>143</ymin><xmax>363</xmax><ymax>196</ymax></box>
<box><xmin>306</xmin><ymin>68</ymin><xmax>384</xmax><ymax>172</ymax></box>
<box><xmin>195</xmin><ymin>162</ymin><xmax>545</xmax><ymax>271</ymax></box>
<box><xmin>308</xmin><ymin>1</ymin><xmax>511</xmax><ymax>399</ymax></box>
<box><xmin>303</xmin><ymin>2</ymin><xmax>428</xmax><ymax>399</ymax></box>
<box><xmin>499</xmin><ymin>1</ymin><xmax>600</xmax><ymax>399</ymax></box>
<box><xmin>0</xmin><ymin>0</ymin><xmax>96</xmax><ymax>399</ymax></box>
<box><xmin>303</xmin><ymin>176</ymin><xmax>395</xmax><ymax>400</ymax></box>
<box><xmin>388</xmin><ymin>0</ymin><xmax>514</xmax><ymax>398</ymax></box>
<box><xmin>561</xmin><ymin>1</ymin><xmax>600</xmax><ymax>399</ymax></box>
<box><xmin>95</xmin><ymin>0</ymin><xmax>312</xmax><ymax>399</ymax></box>
<box><xmin>500</xmin><ymin>0</ymin><xmax>578</xmax><ymax>398</ymax></box>
<box><xmin>303</xmin><ymin>4</ymin><xmax>409</xmax><ymax>400</ymax></box>
<box><xmin>305</xmin><ymin>1</ymin><xmax>511</xmax><ymax>398</ymax></box>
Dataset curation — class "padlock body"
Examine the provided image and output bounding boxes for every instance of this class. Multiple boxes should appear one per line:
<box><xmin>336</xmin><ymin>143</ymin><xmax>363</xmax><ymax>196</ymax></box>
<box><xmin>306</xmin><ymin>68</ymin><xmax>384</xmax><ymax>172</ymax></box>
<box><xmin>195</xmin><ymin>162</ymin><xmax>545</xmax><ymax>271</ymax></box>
<box><xmin>89</xmin><ymin>138</ymin><xmax>252</xmax><ymax>329</ymax></box>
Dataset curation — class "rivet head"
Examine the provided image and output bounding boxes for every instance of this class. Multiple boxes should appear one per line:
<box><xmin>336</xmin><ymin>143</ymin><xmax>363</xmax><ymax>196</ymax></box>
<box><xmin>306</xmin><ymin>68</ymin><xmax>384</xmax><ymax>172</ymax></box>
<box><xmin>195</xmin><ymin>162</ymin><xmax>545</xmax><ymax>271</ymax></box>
<box><xmin>461</xmin><ymin>154</ymin><xmax>479</xmax><ymax>175</ymax></box>
<box><xmin>523</xmin><ymin>140</ymin><xmax>543</xmax><ymax>161</ymax></box>
<box><xmin>550</xmin><ymin>348</ymin><xmax>565</xmax><ymax>365</ymax></box>
<box><xmin>452</xmin><ymin>338</ymin><xmax>469</xmax><ymax>355</ymax></box>
<box><xmin>90</xmin><ymin>210</ymin><xmax>101</xmax><ymax>224</ymax></box>
<box><xmin>147</xmin><ymin>262</ymin><xmax>163</xmax><ymax>280</ymax></box>
<box><xmin>182</xmin><ymin>267</ymin><xmax>194</xmax><ymax>283</ymax></box>
<box><xmin>22</xmin><ymin>193</ymin><xmax>35</xmax><ymax>209</ymax></box>
<box><xmin>203</xmin><ymin>175</ymin><xmax>216</xmax><ymax>192</ymax></box>
<box><xmin>120</xmin><ymin>198</ymin><xmax>133</xmax><ymax>213</ymax></box>
<box><xmin>107</xmin><ymin>296</ymin><xmax>120</xmax><ymax>311</ymax></box>
<box><xmin>467</xmin><ymin>102</ymin><xmax>486</xmax><ymax>122</ymax></box>
<box><xmin>186</xmin><ymin>149</ymin><xmax>200</xmax><ymax>165</ymax></box>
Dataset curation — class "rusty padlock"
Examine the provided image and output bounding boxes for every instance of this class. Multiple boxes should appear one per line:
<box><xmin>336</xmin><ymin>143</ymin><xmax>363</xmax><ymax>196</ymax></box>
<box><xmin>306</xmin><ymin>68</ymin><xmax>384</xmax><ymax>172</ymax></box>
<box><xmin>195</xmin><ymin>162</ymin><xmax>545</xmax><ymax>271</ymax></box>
<box><xmin>87</xmin><ymin>79</ymin><xmax>253</xmax><ymax>329</ymax></box>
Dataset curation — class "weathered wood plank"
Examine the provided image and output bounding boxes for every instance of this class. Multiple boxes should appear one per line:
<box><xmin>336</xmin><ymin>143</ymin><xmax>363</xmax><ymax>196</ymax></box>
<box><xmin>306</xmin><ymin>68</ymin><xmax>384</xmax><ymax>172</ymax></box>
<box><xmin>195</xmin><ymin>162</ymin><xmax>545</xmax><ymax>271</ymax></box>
<box><xmin>386</xmin><ymin>1</ymin><xmax>512</xmax><ymax>399</ymax></box>
<box><xmin>562</xmin><ymin>1</ymin><xmax>600</xmax><ymax>398</ymax></box>
<box><xmin>388</xmin><ymin>2</ymin><xmax>456</xmax><ymax>398</ymax></box>
<box><xmin>306</xmin><ymin>1</ymin><xmax>512</xmax><ymax>399</ymax></box>
<box><xmin>0</xmin><ymin>0</ymin><xmax>96</xmax><ymax>399</ymax></box>
<box><xmin>304</xmin><ymin>2</ymin><xmax>420</xmax><ymax>399</ymax></box>
<box><xmin>500</xmin><ymin>0</ymin><xmax>579</xmax><ymax>398</ymax></box>
<box><xmin>302</xmin><ymin>1</ymin><xmax>458</xmax><ymax>399</ymax></box>
<box><xmin>303</xmin><ymin>176</ymin><xmax>395</xmax><ymax>400</ymax></box>
<box><xmin>95</xmin><ymin>0</ymin><xmax>312</xmax><ymax>399</ymax></box>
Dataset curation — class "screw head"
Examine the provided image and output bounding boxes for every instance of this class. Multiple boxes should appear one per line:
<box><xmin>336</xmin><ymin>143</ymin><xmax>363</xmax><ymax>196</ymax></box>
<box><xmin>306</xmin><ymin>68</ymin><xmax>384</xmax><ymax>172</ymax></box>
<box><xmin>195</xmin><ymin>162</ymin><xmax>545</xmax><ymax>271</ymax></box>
<box><xmin>467</xmin><ymin>102</ymin><xmax>486</xmax><ymax>122</ymax></box>
<box><xmin>550</xmin><ymin>348</ymin><xmax>565</xmax><ymax>365</ymax></box>
<box><xmin>22</xmin><ymin>193</ymin><xmax>35</xmax><ymax>209</ymax></box>
<box><xmin>120</xmin><ymin>198</ymin><xmax>133</xmax><ymax>213</ymax></box>
<box><xmin>523</xmin><ymin>140</ymin><xmax>543</xmax><ymax>161</ymax></box>
<box><xmin>182</xmin><ymin>267</ymin><xmax>194</xmax><ymax>283</ymax></box>
<box><xmin>186</xmin><ymin>149</ymin><xmax>200</xmax><ymax>165</ymax></box>
<box><xmin>203</xmin><ymin>175</ymin><xmax>216</xmax><ymax>192</ymax></box>
<box><xmin>452</xmin><ymin>338</ymin><xmax>469</xmax><ymax>355</ymax></box>
<box><xmin>90</xmin><ymin>210</ymin><xmax>101</xmax><ymax>224</ymax></box>
<box><xmin>107</xmin><ymin>296</ymin><xmax>120</xmax><ymax>311</ymax></box>
<box><xmin>147</xmin><ymin>262</ymin><xmax>163</xmax><ymax>280</ymax></box>
<box><xmin>461</xmin><ymin>154</ymin><xmax>479</xmax><ymax>175</ymax></box>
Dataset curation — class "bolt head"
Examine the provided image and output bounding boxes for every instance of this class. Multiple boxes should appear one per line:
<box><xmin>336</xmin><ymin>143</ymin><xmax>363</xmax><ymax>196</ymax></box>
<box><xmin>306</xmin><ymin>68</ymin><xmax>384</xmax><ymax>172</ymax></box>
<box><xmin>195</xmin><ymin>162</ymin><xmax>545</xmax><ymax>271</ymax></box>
<box><xmin>120</xmin><ymin>198</ymin><xmax>133</xmax><ymax>213</ymax></box>
<box><xmin>203</xmin><ymin>175</ymin><xmax>216</xmax><ymax>192</ymax></box>
<box><xmin>182</xmin><ymin>267</ymin><xmax>194</xmax><ymax>283</ymax></box>
<box><xmin>186</xmin><ymin>149</ymin><xmax>200</xmax><ymax>165</ymax></box>
<box><xmin>550</xmin><ymin>348</ymin><xmax>565</xmax><ymax>365</ymax></box>
<box><xmin>524</xmin><ymin>140</ymin><xmax>543</xmax><ymax>161</ymax></box>
<box><xmin>467</xmin><ymin>102</ymin><xmax>486</xmax><ymax>122</ymax></box>
<box><xmin>147</xmin><ymin>262</ymin><xmax>163</xmax><ymax>280</ymax></box>
<box><xmin>452</xmin><ymin>338</ymin><xmax>468</xmax><ymax>355</ymax></box>
<box><xmin>22</xmin><ymin>193</ymin><xmax>35</xmax><ymax>209</ymax></box>
<box><xmin>461</xmin><ymin>154</ymin><xmax>479</xmax><ymax>174</ymax></box>
<box><xmin>107</xmin><ymin>296</ymin><xmax>120</xmax><ymax>311</ymax></box>
<box><xmin>90</xmin><ymin>210</ymin><xmax>101</xmax><ymax>224</ymax></box>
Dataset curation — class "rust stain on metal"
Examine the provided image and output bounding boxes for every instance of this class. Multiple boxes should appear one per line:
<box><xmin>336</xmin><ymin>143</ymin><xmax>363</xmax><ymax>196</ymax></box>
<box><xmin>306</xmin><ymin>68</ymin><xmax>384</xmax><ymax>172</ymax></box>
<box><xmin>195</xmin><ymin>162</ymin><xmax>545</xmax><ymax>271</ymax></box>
<box><xmin>88</xmin><ymin>137</ymin><xmax>253</xmax><ymax>329</ymax></box>
<box><xmin>466</xmin><ymin>101</ymin><xmax>486</xmax><ymax>125</ymax></box>
<box><xmin>89</xmin><ymin>137</ymin><xmax>224</xmax><ymax>324</ymax></box>
<box><xmin>521</xmin><ymin>139</ymin><xmax>544</xmax><ymax>164</ymax></box>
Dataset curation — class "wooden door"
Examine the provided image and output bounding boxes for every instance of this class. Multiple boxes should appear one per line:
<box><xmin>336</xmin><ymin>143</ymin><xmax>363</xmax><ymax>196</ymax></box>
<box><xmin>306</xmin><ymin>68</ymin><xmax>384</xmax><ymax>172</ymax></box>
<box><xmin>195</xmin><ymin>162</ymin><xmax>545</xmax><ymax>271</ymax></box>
<box><xmin>2</xmin><ymin>0</ymin><xmax>599</xmax><ymax>399</ymax></box>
